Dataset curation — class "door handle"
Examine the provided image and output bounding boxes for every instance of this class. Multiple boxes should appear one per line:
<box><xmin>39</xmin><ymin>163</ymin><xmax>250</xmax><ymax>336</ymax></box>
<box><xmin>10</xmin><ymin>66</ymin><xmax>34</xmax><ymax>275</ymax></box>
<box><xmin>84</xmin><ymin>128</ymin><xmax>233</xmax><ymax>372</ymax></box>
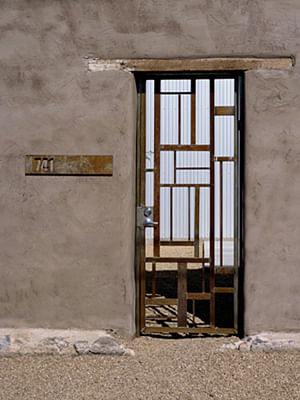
<box><xmin>143</xmin><ymin>217</ymin><xmax>158</xmax><ymax>227</ymax></box>
<box><xmin>137</xmin><ymin>207</ymin><xmax>158</xmax><ymax>228</ymax></box>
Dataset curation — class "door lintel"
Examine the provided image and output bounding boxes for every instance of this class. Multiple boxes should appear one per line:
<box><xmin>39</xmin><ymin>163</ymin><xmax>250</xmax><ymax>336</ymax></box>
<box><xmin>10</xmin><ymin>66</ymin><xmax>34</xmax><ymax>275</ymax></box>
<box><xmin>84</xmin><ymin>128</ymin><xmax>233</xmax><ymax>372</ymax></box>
<box><xmin>88</xmin><ymin>57</ymin><xmax>294</xmax><ymax>73</ymax></box>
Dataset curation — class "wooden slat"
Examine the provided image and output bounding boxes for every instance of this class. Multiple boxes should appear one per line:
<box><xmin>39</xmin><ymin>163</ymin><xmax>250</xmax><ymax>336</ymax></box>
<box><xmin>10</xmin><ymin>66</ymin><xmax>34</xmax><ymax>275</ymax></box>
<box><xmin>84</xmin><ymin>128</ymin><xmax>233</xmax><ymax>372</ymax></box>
<box><xmin>160</xmin><ymin>184</ymin><xmax>210</xmax><ymax>188</ymax></box>
<box><xmin>140</xmin><ymin>228</ymin><xmax>146</xmax><ymax>329</ymax></box>
<box><xmin>154</xmin><ymin>85</ymin><xmax>160</xmax><ymax>259</ymax></box>
<box><xmin>161</xmin><ymin>144</ymin><xmax>210</xmax><ymax>151</ymax></box>
<box><xmin>214</xmin><ymin>156</ymin><xmax>235</xmax><ymax>162</ymax></box>
<box><xmin>194</xmin><ymin>187</ymin><xmax>200</xmax><ymax>257</ymax></box>
<box><xmin>220</xmin><ymin>161</ymin><xmax>223</xmax><ymax>268</ymax></box>
<box><xmin>151</xmin><ymin>263</ymin><xmax>156</xmax><ymax>298</ymax></box>
<box><xmin>160</xmin><ymin>91</ymin><xmax>192</xmax><ymax>95</ymax></box>
<box><xmin>188</xmin><ymin>187</ymin><xmax>191</xmax><ymax>241</ymax></box>
<box><xmin>177</xmin><ymin>263</ymin><xmax>187</xmax><ymax>327</ymax></box>
<box><xmin>214</xmin><ymin>287</ymin><xmax>234</xmax><ymax>293</ymax></box>
<box><xmin>145</xmin><ymin>257</ymin><xmax>210</xmax><ymax>263</ymax></box>
<box><xmin>186</xmin><ymin>293</ymin><xmax>211</xmax><ymax>300</ymax></box>
<box><xmin>140</xmin><ymin>91</ymin><xmax>146</xmax><ymax>330</ymax></box>
<box><xmin>214</xmin><ymin>267</ymin><xmax>235</xmax><ymax>275</ymax></box>
<box><xmin>209</xmin><ymin>79</ymin><xmax>215</xmax><ymax>328</ymax></box>
<box><xmin>191</xmin><ymin>92</ymin><xmax>196</xmax><ymax>144</ymax></box>
<box><xmin>178</xmin><ymin>95</ymin><xmax>181</xmax><ymax>144</ymax></box>
<box><xmin>170</xmin><ymin>187</ymin><xmax>173</xmax><ymax>241</ymax></box>
<box><xmin>160</xmin><ymin>240</ymin><xmax>196</xmax><ymax>246</ymax></box>
<box><xmin>202</xmin><ymin>242</ymin><xmax>206</xmax><ymax>293</ymax></box>
<box><xmin>176</xmin><ymin>167</ymin><xmax>210</xmax><ymax>170</ymax></box>
<box><xmin>215</xmin><ymin>106</ymin><xmax>235</xmax><ymax>116</ymax></box>
<box><xmin>145</xmin><ymin>298</ymin><xmax>177</xmax><ymax>306</ymax></box>
<box><xmin>143</xmin><ymin>326</ymin><xmax>237</xmax><ymax>334</ymax></box>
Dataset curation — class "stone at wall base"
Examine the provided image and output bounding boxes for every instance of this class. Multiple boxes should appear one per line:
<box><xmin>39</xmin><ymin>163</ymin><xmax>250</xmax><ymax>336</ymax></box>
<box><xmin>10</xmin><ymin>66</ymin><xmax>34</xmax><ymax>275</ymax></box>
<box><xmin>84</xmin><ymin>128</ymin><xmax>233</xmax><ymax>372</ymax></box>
<box><xmin>89</xmin><ymin>337</ymin><xmax>125</xmax><ymax>355</ymax></box>
<box><xmin>222</xmin><ymin>332</ymin><xmax>300</xmax><ymax>352</ymax></box>
<box><xmin>0</xmin><ymin>329</ymin><xmax>134</xmax><ymax>356</ymax></box>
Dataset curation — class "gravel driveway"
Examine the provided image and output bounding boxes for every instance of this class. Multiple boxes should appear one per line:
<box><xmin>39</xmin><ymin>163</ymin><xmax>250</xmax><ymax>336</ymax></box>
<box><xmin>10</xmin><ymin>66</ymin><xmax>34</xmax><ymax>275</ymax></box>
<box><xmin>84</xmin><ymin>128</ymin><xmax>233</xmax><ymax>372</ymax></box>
<box><xmin>0</xmin><ymin>335</ymin><xmax>299</xmax><ymax>400</ymax></box>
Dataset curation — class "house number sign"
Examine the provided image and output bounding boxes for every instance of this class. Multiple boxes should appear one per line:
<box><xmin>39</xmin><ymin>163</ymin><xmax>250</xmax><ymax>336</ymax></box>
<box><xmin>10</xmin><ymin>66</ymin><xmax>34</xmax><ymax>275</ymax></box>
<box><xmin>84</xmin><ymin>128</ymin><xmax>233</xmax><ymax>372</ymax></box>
<box><xmin>25</xmin><ymin>155</ymin><xmax>113</xmax><ymax>175</ymax></box>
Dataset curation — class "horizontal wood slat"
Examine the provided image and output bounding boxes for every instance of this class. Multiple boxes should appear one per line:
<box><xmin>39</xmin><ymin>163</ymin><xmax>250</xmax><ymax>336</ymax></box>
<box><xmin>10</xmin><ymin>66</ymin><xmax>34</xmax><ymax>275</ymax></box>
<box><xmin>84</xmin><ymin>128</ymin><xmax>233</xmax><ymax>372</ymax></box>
<box><xmin>160</xmin><ymin>184</ymin><xmax>210</xmax><ymax>188</ymax></box>
<box><xmin>160</xmin><ymin>240</ymin><xmax>197</xmax><ymax>246</ymax></box>
<box><xmin>214</xmin><ymin>267</ymin><xmax>235</xmax><ymax>275</ymax></box>
<box><xmin>160</xmin><ymin>144</ymin><xmax>210</xmax><ymax>151</ymax></box>
<box><xmin>142</xmin><ymin>326</ymin><xmax>237</xmax><ymax>334</ymax></box>
<box><xmin>215</xmin><ymin>106</ymin><xmax>235</xmax><ymax>116</ymax></box>
<box><xmin>186</xmin><ymin>293</ymin><xmax>211</xmax><ymax>300</ymax></box>
<box><xmin>145</xmin><ymin>257</ymin><xmax>210</xmax><ymax>263</ymax></box>
<box><xmin>214</xmin><ymin>156</ymin><xmax>235</xmax><ymax>162</ymax></box>
<box><xmin>214</xmin><ymin>287</ymin><xmax>234</xmax><ymax>293</ymax></box>
<box><xmin>145</xmin><ymin>298</ymin><xmax>177</xmax><ymax>305</ymax></box>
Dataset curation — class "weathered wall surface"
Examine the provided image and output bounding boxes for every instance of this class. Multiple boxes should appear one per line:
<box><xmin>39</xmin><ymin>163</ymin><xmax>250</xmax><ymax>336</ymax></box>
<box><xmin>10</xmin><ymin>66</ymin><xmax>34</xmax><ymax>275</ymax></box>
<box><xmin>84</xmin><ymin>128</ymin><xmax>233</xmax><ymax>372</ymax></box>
<box><xmin>0</xmin><ymin>0</ymin><xmax>299</xmax><ymax>334</ymax></box>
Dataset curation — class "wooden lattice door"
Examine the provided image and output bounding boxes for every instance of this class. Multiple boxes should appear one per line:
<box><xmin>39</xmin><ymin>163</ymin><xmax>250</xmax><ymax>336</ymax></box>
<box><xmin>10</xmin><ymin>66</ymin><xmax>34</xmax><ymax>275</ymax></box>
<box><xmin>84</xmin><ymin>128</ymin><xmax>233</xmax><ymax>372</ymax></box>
<box><xmin>135</xmin><ymin>73</ymin><xmax>243</xmax><ymax>335</ymax></box>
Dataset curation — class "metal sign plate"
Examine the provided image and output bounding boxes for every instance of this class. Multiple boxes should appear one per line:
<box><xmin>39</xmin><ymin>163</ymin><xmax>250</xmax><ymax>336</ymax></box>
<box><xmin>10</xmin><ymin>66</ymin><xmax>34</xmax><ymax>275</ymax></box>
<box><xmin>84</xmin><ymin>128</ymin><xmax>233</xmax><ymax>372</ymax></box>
<box><xmin>25</xmin><ymin>155</ymin><xmax>113</xmax><ymax>176</ymax></box>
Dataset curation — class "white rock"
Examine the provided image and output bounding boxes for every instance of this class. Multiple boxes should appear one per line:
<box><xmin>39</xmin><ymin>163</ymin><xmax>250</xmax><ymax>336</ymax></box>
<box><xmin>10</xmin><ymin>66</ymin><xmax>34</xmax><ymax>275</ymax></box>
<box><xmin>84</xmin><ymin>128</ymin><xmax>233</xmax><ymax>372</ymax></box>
<box><xmin>89</xmin><ymin>336</ymin><xmax>125</xmax><ymax>355</ymax></box>
<box><xmin>74</xmin><ymin>340</ymin><xmax>90</xmax><ymax>355</ymax></box>
<box><xmin>238</xmin><ymin>341</ymin><xmax>252</xmax><ymax>352</ymax></box>
<box><xmin>0</xmin><ymin>336</ymin><xmax>11</xmax><ymax>352</ymax></box>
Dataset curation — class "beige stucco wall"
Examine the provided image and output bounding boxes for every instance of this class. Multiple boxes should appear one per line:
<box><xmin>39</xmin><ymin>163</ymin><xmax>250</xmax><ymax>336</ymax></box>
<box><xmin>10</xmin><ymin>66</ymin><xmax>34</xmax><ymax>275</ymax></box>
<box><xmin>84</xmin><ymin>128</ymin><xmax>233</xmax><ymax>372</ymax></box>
<box><xmin>0</xmin><ymin>0</ymin><xmax>299</xmax><ymax>335</ymax></box>
<box><xmin>244</xmin><ymin>69</ymin><xmax>300</xmax><ymax>333</ymax></box>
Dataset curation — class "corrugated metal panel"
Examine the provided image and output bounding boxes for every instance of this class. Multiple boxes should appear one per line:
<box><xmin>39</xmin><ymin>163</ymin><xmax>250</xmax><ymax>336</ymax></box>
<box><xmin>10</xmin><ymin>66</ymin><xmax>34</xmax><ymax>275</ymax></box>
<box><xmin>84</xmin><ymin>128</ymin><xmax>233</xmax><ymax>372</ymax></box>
<box><xmin>145</xmin><ymin>78</ymin><xmax>235</xmax><ymax>265</ymax></box>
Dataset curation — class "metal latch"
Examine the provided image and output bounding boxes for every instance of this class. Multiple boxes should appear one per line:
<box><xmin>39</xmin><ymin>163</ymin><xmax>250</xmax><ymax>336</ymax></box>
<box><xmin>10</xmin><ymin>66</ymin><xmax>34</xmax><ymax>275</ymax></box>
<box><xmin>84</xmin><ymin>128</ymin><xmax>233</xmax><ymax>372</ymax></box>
<box><xmin>136</xmin><ymin>207</ymin><xmax>158</xmax><ymax>228</ymax></box>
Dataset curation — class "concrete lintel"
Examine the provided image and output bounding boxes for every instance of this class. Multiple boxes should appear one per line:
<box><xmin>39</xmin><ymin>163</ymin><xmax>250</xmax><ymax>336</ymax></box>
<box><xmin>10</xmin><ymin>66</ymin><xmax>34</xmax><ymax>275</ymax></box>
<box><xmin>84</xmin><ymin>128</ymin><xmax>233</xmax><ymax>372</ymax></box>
<box><xmin>88</xmin><ymin>57</ymin><xmax>294</xmax><ymax>72</ymax></box>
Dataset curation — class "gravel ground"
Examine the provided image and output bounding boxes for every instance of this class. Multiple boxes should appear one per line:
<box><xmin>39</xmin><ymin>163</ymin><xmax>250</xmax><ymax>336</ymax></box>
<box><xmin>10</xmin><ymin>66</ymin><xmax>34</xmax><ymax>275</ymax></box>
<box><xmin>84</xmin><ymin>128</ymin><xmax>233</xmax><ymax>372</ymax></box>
<box><xmin>0</xmin><ymin>335</ymin><xmax>299</xmax><ymax>400</ymax></box>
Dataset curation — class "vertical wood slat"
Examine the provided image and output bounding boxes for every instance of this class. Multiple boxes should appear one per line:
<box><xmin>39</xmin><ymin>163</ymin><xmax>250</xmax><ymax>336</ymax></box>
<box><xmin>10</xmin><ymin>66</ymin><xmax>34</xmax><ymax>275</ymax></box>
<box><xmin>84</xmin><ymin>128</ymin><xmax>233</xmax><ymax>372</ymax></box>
<box><xmin>178</xmin><ymin>95</ymin><xmax>181</xmax><ymax>144</ymax></box>
<box><xmin>202</xmin><ymin>241</ymin><xmax>206</xmax><ymax>293</ymax></box>
<box><xmin>151</xmin><ymin>263</ymin><xmax>156</xmax><ymax>298</ymax></box>
<box><xmin>191</xmin><ymin>79</ymin><xmax>196</xmax><ymax>144</ymax></box>
<box><xmin>209</xmin><ymin>79</ymin><xmax>215</xmax><ymax>328</ymax></box>
<box><xmin>174</xmin><ymin>151</ymin><xmax>177</xmax><ymax>184</ymax></box>
<box><xmin>140</xmin><ymin>228</ymin><xmax>146</xmax><ymax>328</ymax></box>
<box><xmin>220</xmin><ymin>161</ymin><xmax>223</xmax><ymax>268</ymax></box>
<box><xmin>177</xmin><ymin>262</ymin><xmax>187</xmax><ymax>327</ymax></box>
<box><xmin>194</xmin><ymin>187</ymin><xmax>200</xmax><ymax>257</ymax></box>
<box><xmin>188</xmin><ymin>187</ymin><xmax>191</xmax><ymax>241</ymax></box>
<box><xmin>172</xmin><ymin>150</ymin><xmax>176</xmax><ymax>241</ymax></box>
<box><xmin>191</xmin><ymin>93</ymin><xmax>196</xmax><ymax>145</ymax></box>
<box><xmin>192</xmin><ymin>300</ymin><xmax>195</xmax><ymax>326</ymax></box>
<box><xmin>154</xmin><ymin>80</ymin><xmax>161</xmax><ymax>258</ymax></box>
<box><xmin>170</xmin><ymin>187</ymin><xmax>173</xmax><ymax>241</ymax></box>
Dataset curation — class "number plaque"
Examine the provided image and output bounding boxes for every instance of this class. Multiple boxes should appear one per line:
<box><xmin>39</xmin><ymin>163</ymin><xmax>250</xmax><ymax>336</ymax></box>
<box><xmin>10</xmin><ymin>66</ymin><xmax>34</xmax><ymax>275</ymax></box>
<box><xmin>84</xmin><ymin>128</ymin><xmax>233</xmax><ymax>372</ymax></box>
<box><xmin>25</xmin><ymin>155</ymin><xmax>113</xmax><ymax>176</ymax></box>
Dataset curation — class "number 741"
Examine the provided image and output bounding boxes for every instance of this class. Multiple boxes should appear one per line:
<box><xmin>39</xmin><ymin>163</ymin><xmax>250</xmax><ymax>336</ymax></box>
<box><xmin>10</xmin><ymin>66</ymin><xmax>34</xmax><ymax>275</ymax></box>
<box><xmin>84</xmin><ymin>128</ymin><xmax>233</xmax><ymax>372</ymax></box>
<box><xmin>34</xmin><ymin>157</ymin><xmax>54</xmax><ymax>172</ymax></box>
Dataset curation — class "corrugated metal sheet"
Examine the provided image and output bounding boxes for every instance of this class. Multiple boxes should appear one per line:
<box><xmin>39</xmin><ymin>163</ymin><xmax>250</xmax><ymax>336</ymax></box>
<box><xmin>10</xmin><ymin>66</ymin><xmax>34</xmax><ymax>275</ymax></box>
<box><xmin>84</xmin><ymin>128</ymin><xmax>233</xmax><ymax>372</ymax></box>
<box><xmin>145</xmin><ymin>79</ymin><xmax>235</xmax><ymax>265</ymax></box>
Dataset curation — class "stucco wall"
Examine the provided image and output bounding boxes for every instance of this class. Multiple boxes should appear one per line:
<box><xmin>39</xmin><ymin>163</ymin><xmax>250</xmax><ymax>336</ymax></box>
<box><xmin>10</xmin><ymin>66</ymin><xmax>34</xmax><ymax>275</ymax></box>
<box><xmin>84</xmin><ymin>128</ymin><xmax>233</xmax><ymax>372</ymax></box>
<box><xmin>0</xmin><ymin>0</ymin><xmax>299</xmax><ymax>334</ymax></box>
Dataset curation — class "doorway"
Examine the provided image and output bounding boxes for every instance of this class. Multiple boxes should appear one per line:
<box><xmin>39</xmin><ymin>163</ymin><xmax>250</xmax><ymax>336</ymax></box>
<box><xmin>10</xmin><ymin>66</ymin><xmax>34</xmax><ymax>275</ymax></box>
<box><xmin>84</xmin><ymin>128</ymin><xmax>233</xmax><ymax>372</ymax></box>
<box><xmin>135</xmin><ymin>73</ymin><xmax>243</xmax><ymax>335</ymax></box>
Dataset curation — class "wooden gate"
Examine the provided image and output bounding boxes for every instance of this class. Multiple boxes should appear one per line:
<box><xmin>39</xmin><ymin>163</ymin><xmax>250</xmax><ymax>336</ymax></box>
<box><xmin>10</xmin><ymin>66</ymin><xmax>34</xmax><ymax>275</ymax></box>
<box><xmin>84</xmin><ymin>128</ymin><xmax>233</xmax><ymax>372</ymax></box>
<box><xmin>135</xmin><ymin>73</ymin><xmax>243</xmax><ymax>335</ymax></box>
